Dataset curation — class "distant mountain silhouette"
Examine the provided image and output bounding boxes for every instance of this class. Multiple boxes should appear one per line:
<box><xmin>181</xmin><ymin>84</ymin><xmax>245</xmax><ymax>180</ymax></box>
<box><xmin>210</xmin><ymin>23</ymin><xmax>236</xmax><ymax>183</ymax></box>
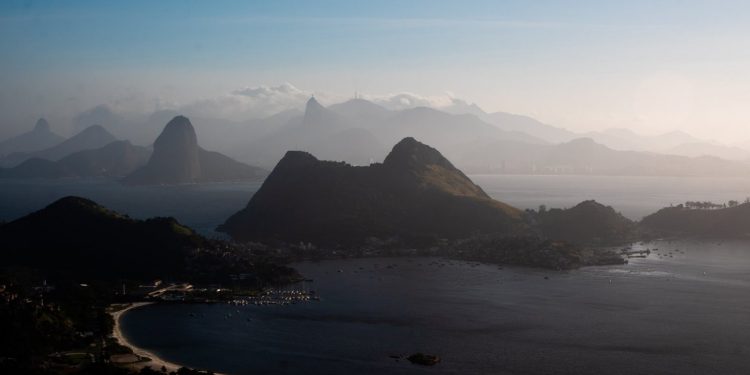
<box><xmin>71</xmin><ymin>104</ymin><xmax>124</xmax><ymax>133</ymax></box>
<box><xmin>241</xmin><ymin>97</ymin><xmax>386</xmax><ymax>167</ymax></box>
<box><xmin>442</xmin><ymin>104</ymin><xmax>579</xmax><ymax>144</ymax></box>
<box><xmin>303</xmin><ymin>96</ymin><xmax>348</xmax><ymax>131</ymax></box>
<box><xmin>376</xmin><ymin>106</ymin><xmax>545</xmax><ymax>150</ymax></box>
<box><xmin>242</xmin><ymin>98</ymin><xmax>546</xmax><ymax>169</ymax></box>
<box><xmin>0</xmin><ymin>118</ymin><xmax>65</xmax><ymax>157</ymax></box>
<box><xmin>1</xmin><ymin>125</ymin><xmax>117</xmax><ymax>167</ymax></box>
<box><xmin>328</xmin><ymin>98</ymin><xmax>392</xmax><ymax>120</ymax></box>
<box><xmin>582</xmin><ymin>128</ymin><xmax>700</xmax><ymax>153</ymax></box>
<box><xmin>667</xmin><ymin>142</ymin><xmax>750</xmax><ymax>161</ymax></box>
<box><xmin>452</xmin><ymin>137</ymin><xmax>750</xmax><ymax>176</ymax></box>
<box><xmin>489</xmin><ymin>112</ymin><xmax>578</xmax><ymax>143</ymax></box>
<box><xmin>0</xmin><ymin>196</ymin><xmax>204</xmax><ymax>279</ymax></box>
<box><xmin>219</xmin><ymin>137</ymin><xmax>523</xmax><ymax>246</ymax></box>
<box><xmin>0</xmin><ymin>158</ymin><xmax>68</xmax><ymax>179</ymax></box>
<box><xmin>123</xmin><ymin>116</ymin><xmax>265</xmax><ymax>185</ymax></box>
<box><xmin>61</xmin><ymin>98</ymin><xmax>748</xmax><ymax>164</ymax></box>
<box><xmin>0</xmin><ymin>140</ymin><xmax>151</xmax><ymax>179</ymax></box>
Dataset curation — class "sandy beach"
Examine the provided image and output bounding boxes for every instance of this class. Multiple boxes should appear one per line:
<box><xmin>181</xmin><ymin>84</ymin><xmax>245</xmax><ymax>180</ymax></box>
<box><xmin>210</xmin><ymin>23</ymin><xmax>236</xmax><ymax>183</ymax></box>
<box><xmin>110</xmin><ymin>302</ymin><xmax>183</xmax><ymax>373</ymax></box>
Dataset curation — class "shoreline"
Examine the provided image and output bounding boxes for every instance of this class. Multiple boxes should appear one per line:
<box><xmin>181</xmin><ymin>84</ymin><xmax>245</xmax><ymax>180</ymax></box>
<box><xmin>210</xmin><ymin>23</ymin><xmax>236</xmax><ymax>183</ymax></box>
<box><xmin>110</xmin><ymin>302</ymin><xmax>184</xmax><ymax>373</ymax></box>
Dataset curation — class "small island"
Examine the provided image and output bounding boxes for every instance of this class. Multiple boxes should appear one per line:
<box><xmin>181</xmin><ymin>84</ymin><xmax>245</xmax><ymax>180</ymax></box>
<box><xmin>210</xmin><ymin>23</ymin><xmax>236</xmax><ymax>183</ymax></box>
<box><xmin>407</xmin><ymin>353</ymin><xmax>441</xmax><ymax>366</ymax></box>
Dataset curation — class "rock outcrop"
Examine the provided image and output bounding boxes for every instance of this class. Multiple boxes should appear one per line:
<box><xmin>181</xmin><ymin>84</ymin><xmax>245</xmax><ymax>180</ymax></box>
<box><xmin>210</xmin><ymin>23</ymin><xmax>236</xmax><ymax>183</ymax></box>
<box><xmin>123</xmin><ymin>116</ymin><xmax>265</xmax><ymax>185</ymax></box>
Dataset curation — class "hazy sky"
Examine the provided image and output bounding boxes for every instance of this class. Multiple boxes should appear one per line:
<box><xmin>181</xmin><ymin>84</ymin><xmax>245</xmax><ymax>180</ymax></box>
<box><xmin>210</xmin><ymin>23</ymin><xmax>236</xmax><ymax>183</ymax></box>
<box><xmin>2</xmin><ymin>0</ymin><xmax>750</xmax><ymax>142</ymax></box>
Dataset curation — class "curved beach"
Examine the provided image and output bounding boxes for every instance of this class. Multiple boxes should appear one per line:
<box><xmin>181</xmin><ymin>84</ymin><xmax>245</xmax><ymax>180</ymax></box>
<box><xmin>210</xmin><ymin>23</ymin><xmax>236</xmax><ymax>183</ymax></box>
<box><xmin>110</xmin><ymin>302</ymin><xmax>183</xmax><ymax>373</ymax></box>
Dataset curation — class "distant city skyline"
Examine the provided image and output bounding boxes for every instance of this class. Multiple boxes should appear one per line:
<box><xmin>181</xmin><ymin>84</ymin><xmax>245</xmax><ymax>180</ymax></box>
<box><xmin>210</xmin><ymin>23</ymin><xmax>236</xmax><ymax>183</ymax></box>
<box><xmin>2</xmin><ymin>0</ymin><xmax>750</xmax><ymax>143</ymax></box>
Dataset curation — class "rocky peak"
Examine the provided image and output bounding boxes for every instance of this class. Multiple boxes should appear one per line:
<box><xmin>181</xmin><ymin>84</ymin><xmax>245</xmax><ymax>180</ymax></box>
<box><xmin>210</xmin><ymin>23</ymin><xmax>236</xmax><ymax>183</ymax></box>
<box><xmin>144</xmin><ymin>116</ymin><xmax>201</xmax><ymax>181</ymax></box>
<box><xmin>303</xmin><ymin>96</ymin><xmax>329</xmax><ymax>122</ymax></box>
<box><xmin>33</xmin><ymin>118</ymin><xmax>51</xmax><ymax>132</ymax></box>
<box><xmin>154</xmin><ymin>116</ymin><xmax>198</xmax><ymax>151</ymax></box>
<box><xmin>275</xmin><ymin>150</ymin><xmax>320</xmax><ymax>170</ymax></box>
<box><xmin>383</xmin><ymin>137</ymin><xmax>457</xmax><ymax>171</ymax></box>
<box><xmin>123</xmin><ymin>115</ymin><xmax>264</xmax><ymax>185</ymax></box>
<box><xmin>305</xmin><ymin>96</ymin><xmax>324</xmax><ymax>111</ymax></box>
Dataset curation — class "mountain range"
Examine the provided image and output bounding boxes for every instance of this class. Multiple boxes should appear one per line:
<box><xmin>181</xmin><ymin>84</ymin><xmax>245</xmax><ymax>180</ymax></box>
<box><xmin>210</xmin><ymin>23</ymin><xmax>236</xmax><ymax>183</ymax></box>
<box><xmin>0</xmin><ymin>124</ymin><xmax>117</xmax><ymax>167</ymax></box>
<box><xmin>451</xmin><ymin>137</ymin><xmax>750</xmax><ymax>176</ymax></box>
<box><xmin>236</xmin><ymin>97</ymin><xmax>548</xmax><ymax>169</ymax></box>
<box><xmin>3</xmin><ymin>98</ymin><xmax>750</xmax><ymax>179</ymax></box>
<box><xmin>442</xmin><ymin>103</ymin><xmax>578</xmax><ymax>143</ymax></box>
<box><xmin>228</xmin><ymin>98</ymin><xmax>750</xmax><ymax>176</ymax></box>
<box><xmin>0</xmin><ymin>118</ymin><xmax>65</xmax><ymax>157</ymax></box>
<box><xmin>0</xmin><ymin>140</ymin><xmax>151</xmax><ymax>179</ymax></box>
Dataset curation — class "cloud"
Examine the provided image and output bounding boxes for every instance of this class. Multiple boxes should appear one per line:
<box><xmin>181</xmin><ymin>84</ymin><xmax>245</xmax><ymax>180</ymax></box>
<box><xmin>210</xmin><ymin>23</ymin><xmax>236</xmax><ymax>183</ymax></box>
<box><xmin>363</xmin><ymin>91</ymin><xmax>484</xmax><ymax>114</ymax></box>
<box><xmin>72</xmin><ymin>104</ymin><xmax>124</xmax><ymax>132</ymax></box>
<box><xmin>179</xmin><ymin>83</ymin><xmax>350</xmax><ymax>120</ymax></box>
<box><xmin>180</xmin><ymin>83</ymin><xmax>317</xmax><ymax>121</ymax></box>
<box><xmin>232</xmin><ymin>83</ymin><xmax>307</xmax><ymax>102</ymax></box>
<box><xmin>172</xmin><ymin>83</ymin><xmax>483</xmax><ymax>121</ymax></box>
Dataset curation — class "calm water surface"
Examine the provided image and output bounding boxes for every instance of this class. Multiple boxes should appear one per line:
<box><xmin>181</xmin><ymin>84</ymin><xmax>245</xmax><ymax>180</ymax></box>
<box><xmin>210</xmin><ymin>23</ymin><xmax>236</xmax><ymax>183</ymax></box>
<box><xmin>3</xmin><ymin>176</ymin><xmax>749</xmax><ymax>373</ymax></box>
<box><xmin>2</xmin><ymin>175</ymin><xmax>750</xmax><ymax>234</ymax></box>
<box><xmin>121</xmin><ymin>240</ymin><xmax>750</xmax><ymax>375</ymax></box>
<box><xmin>0</xmin><ymin>178</ymin><xmax>262</xmax><ymax>236</ymax></box>
<box><xmin>472</xmin><ymin>174</ymin><xmax>750</xmax><ymax>220</ymax></box>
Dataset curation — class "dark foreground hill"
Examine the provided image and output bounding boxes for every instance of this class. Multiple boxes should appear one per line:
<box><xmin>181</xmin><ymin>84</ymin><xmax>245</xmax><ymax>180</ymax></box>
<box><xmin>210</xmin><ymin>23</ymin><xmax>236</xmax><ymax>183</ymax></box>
<box><xmin>0</xmin><ymin>196</ymin><xmax>298</xmax><ymax>283</ymax></box>
<box><xmin>123</xmin><ymin>115</ymin><xmax>266</xmax><ymax>185</ymax></box>
<box><xmin>219</xmin><ymin>137</ymin><xmax>524</xmax><ymax>246</ymax></box>
<box><xmin>640</xmin><ymin>203</ymin><xmax>750</xmax><ymax>238</ymax></box>
<box><xmin>0</xmin><ymin>196</ymin><xmax>204</xmax><ymax>280</ymax></box>
<box><xmin>0</xmin><ymin>197</ymin><xmax>299</xmax><ymax>375</ymax></box>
